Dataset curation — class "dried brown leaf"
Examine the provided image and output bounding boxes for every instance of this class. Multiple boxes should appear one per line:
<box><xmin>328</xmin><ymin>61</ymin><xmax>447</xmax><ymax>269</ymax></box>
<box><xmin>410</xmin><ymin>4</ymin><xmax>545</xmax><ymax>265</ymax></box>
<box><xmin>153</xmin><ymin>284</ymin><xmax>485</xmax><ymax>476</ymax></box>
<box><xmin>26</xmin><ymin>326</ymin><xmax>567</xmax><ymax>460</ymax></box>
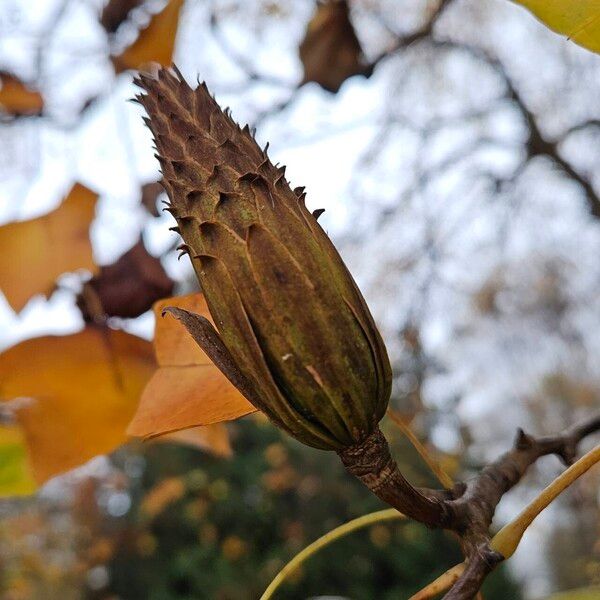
<box><xmin>77</xmin><ymin>238</ymin><xmax>173</xmax><ymax>320</ymax></box>
<box><xmin>0</xmin><ymin>72</ymin><xmax>43</xmax><ymax>116</ymax></box>
<box><xmin>299</xmin><ymin>0</ymin><xmax>368</xmax><ymax>93</ymax></box>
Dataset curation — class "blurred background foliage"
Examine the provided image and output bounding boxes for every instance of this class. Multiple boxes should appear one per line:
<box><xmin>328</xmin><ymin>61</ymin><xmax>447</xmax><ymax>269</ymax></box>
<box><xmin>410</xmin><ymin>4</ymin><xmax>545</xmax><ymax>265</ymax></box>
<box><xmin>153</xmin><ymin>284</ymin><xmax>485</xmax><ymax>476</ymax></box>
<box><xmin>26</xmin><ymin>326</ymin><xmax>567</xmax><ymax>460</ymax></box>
<box><xmin>1</xmin><ymin>417</ymin><xmax>522</xmax><ymax>600</ymax></box>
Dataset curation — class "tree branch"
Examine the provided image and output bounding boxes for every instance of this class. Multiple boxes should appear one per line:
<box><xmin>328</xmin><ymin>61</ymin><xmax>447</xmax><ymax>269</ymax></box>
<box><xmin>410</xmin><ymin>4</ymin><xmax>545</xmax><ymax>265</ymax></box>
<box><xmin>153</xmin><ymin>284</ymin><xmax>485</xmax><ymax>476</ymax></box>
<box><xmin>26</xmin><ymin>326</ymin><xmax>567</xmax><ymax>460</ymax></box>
<box><xmin>442</xmin><ymin>546</ymin><xmax>503</xmax><ymax>600</ymax></box>
<box><xmin>450</xmin><ymin>413</ymin><xmax>600</xmax><ymax>537</ymax></box>
<box><xmin>432</xmin><ymin>39</ymin><xmax>600</xmax><ymax>219</ymax></box>
<box><xmin>369</xmin><ymin>0</ymin><xmax>453</xmax><ymax>71</ymax></box>
<box><xmin>441</xmin><ymin>413</ymin><xmax>600</xmax><ymax>599</ymax></box>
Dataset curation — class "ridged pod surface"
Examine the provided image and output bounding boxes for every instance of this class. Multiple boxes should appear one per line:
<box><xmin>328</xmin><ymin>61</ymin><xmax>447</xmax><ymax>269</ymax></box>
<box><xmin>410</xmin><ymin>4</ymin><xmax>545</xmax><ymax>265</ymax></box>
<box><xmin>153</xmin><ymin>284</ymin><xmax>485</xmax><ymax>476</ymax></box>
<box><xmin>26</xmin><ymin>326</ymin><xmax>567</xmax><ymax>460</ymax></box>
<box><xmin>135</xmin><ymin>67</ymin><xmax>392</xmax><ymax>450</ymax></box>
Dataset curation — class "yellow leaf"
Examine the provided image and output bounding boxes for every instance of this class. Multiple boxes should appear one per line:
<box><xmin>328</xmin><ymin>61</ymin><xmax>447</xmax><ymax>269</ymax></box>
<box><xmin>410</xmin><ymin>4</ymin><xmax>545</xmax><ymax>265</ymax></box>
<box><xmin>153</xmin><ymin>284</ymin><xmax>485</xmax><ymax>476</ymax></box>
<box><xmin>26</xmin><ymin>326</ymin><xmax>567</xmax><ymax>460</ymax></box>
<box><xmin>512</xmin><ymin>1</ymin><xmax>600</xmax><ymax>54</ymax></box>
<box><xmin>112</xmin><ymin>0</ymin><xmax>185</xmax><ymax>73</ymax></box>
<box><xmin>0</xmin><ymin>72</ymin><xmax>43</xmax><ymax>116</ymax></box>
<box><xmin>128</xmin><ymin>293</ymin><xmax>256</xmax><ymax>439</ymax></box>
<box><xmin>0</xmin><ymin>425</ymin><xmax>37</xmax><ymax>496</ymax></box>
<box><xmin>0</xmin><ymin>183</ymin><xmax>98</xmax><ymax>312</ymax></box>
<box><xmin>0</xmin><ymin>328</ymin><xmax>155</xmax><ymax>483</ymax></box>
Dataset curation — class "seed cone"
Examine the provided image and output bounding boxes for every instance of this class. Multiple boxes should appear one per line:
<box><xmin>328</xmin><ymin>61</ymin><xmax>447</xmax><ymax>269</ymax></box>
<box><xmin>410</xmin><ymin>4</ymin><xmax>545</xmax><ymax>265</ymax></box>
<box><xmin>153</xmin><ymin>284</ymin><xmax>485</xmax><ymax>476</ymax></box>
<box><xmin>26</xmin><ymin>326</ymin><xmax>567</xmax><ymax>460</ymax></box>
<box><xmin>135</xmin><ymin>67</ymin><xmax>392</xmax><ymax>450</ymax></box>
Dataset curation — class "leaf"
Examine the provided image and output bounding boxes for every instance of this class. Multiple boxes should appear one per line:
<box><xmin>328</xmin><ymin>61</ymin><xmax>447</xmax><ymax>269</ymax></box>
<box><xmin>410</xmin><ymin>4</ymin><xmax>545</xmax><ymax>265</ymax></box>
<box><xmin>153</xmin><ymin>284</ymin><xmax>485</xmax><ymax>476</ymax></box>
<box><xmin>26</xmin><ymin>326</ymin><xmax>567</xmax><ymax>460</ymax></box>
<box><xmin>77</xmin><ymin>238</ymin><xmax>174</xmax><ymax>320</ymax></box>
<box><xmin>100</xmin><ymin>0</ymin><xmax>144</xmax><ymax>33</ymax></box>
<box><xmin>128</xmin><ymin>293</ymin><xmax>256</xmax><ymax>439</ymax></box>
<box><xmin>0</xmin><ymin>72</ymin><xmax>43</xmax><ymax>116</ymax></box>
<box><xmin>512</xmin><ymin>1</ymin><xmax>600</xmax><ymax>54</ymax></box>
<box><xmin>0</xmin><ymin>425</ymin><xmax>37</xmax><ymax>496</ymax></box>
<box><xmin>0</xmin><ymin>183</ymin><xmax>98</xmax><ymax>312</ymax></box>
<box><xmin>0</xmin><ymin>327</ymin><xmax>156</xmax><ymax>484</ymax></box>
<box><xmin>112</xmin><ymin>0</ymin><xmax>185</xmax><ymax>73</ymax></box>
<box><xmin>156</xmin><ymin>424</ymin><xmax>233</xmax><ymax>457</ymax></box>
<box><xmin>299</xmin><ymin>0</ymin><xmax>369</xmax><ymax>92</ymax></box>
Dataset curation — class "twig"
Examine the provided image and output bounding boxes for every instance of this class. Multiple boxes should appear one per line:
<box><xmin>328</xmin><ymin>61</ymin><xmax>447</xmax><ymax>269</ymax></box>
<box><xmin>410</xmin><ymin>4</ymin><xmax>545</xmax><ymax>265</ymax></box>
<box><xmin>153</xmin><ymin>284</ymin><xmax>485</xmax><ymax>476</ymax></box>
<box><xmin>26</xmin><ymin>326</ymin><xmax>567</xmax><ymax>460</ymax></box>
<box><xmin>444</xmin><ymin>441</ymin><xmax>600</xmax><ymax>599</ymax></box>
<box><xmin>432</xmin><ymin>39</ymin><xmax>600</xmax><ymax>218</ymax></box>
<box><xmin>338</xmin><ymin>426</ymin><xmax>456</xmax><ymax>528</ymax></box>
<box><xmin>369</xmin><ymin>0</ymin><xmax>453</xmax><ymax>71</ymax></box>
<box><xmin>209</xmin><ymin>11</ymin><xmax>293</xmax><ymax>89</ymax></box>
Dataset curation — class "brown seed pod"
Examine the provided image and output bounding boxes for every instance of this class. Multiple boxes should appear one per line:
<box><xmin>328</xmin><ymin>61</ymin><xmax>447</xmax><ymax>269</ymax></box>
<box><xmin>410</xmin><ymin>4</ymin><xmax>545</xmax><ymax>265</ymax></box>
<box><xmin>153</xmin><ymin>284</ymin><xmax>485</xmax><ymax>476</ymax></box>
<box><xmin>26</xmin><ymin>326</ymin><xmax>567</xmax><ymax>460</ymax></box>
<box><xmin>134</xmin><ymin>66</ymin><xmax>392</xmax><ymax>451</ymax></box>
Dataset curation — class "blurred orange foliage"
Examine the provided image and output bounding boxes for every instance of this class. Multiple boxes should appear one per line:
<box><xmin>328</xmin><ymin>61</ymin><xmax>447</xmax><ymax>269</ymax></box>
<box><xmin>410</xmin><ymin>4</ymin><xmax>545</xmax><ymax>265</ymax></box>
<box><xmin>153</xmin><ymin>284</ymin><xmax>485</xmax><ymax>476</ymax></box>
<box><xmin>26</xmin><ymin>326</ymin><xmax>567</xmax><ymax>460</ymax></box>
<box><xmin>0</xmin><ymin>72</ymin><xmax>43</xmax><ymax>116</ymax></box>
<box><xmin>112</xmin><ymin>0</ymin><xmax>185</xmax><ymax>73</ymax></box>
<box><xmin>0</xmin><ymin>327</ymin><xmax>155</xmax><ymax>483</ymax></box>
<box><xmin>0</xmin><ymin>183</ymin><xmax>98</xmax><ymax>312</ymax></box>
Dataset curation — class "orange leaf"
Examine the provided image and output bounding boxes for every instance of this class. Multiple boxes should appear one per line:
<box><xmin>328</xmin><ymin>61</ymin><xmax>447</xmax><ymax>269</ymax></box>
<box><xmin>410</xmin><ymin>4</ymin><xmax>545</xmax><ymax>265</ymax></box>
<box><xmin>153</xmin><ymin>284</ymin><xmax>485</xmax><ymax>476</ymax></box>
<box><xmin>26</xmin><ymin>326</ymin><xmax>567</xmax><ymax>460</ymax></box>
<box><xmin>153</xmin><ymin>293</ymin><xmax>212</xmax><ymax>366</ymax></box>
<box><xmin>0</xmin><ymin>183</ymin><xmax>98</xmax><ymax>312</ymax></box>
<box><xmin>112</xmin><ymin>0</ymin><xmax>185</xmax><ymax>73</ymax></box>
<box><xmin>128</xmin><ymin>293</ymin><xmax>256</xmax><ymax>439</ymax></box>
<box><xmin>155</xmin><ymin>424</ymin><xmax>232</xmax><ymax>457</ymax></box>
<box><xmin>0</xmin><ymin>327</ymin><xmax>156</xmax><ymax>483</ymax></box>
<box><xmin>0</xmin><ymin>72</ymin><xmax>43</xmax><ymax>116</ymax></box>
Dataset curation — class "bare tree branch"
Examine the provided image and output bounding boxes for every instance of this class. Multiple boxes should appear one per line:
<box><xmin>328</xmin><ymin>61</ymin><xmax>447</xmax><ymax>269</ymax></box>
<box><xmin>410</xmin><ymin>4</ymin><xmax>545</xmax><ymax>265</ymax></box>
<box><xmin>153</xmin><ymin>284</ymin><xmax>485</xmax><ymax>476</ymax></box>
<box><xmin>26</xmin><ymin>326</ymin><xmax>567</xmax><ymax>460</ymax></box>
<box><xmin>432</xmin><ymin>39</ymin><xmax>600</xmax><ymax>219</ymax></box>
<box><xmin>440</xmin><ymin>413</ymin><xmax>600</xmax><ymax>599</ymax></box>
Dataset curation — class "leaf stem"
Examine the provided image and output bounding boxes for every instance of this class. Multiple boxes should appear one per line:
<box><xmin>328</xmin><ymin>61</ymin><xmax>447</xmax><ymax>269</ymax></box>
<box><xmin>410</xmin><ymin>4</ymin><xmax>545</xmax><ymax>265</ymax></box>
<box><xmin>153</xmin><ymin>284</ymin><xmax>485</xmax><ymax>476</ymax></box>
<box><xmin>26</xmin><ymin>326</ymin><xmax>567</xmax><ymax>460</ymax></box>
<box><xmin>490</xmin><ymin>443</ymin><xmax>600</xmax><ymax>559</ymax></box>
<box><xmin>408</xmin><ymin>562</ymin><xmax>466</xmax><ymax>600</ymax></box>
<box><xmin>387</xmin><ymin>408</ymin><xmax>454</xmax><ymax>490</ymax></box>
<box><xmin>259</xmin><ymin>508</ymin><xmax>404</xmax><ymax>600</ymax></box>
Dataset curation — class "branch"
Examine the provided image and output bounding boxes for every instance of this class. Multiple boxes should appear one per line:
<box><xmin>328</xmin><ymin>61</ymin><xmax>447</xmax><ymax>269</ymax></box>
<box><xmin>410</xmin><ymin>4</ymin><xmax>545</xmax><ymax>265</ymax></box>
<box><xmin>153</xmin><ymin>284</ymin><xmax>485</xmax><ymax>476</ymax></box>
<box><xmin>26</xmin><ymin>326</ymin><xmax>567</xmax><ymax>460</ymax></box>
<box><xmin>432</xmin><ymin>39</ymin><xmax>600</xmax><ymax>219</ymax></box>
<box><xmin>440</xmin><ymin>414</ymin><xmax>600</xmax><ymax>599</ymax></box>
<box><xmin>209</xmin><ymin>11</ymin><xmax>294</xmax><ymax>89</ymax></box>
<box><xmin>450</xmin><ymin>413</ymin><xmax>600</xmax><ymax>540</ymax></box>
<box><xmin>561</xmin><ymin>119</ymin><xmax>600</xmax><ymax>139</ymax></box>
<box><xmin>369</xmin><ymin>0</ymin><xmax>454</xmax><ymax>71</ymax></box>
<box><xmin>251</xmin><ymin>0</ymin><xmax>453</xmax><ymax>129</ymax></box>
<box><xmin>442</xmin><ymin>547</ymin><xmax>502</xmax><ymax>600</ymax></box>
